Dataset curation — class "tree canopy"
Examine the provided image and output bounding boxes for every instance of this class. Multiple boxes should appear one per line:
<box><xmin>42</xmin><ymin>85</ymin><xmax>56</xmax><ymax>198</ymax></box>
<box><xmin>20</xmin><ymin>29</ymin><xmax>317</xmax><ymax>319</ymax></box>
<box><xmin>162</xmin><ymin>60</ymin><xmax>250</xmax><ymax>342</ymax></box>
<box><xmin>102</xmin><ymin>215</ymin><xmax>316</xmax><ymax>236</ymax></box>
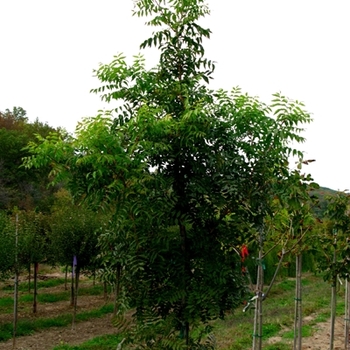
<box><xmin>23</xmin><ymin>0</ymin><xmax>314</xmax><ymax>348</ymax></box>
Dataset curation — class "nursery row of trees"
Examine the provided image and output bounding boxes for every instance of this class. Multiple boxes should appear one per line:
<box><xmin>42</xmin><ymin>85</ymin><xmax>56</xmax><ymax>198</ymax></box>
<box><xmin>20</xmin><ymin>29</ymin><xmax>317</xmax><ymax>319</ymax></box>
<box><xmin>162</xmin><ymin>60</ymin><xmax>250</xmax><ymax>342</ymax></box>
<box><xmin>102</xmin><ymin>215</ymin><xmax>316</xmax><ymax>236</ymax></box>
<box><xmin>2</xmin><ymin>1</ymin><xmax>350</xmax><ymax>350</ymax></box>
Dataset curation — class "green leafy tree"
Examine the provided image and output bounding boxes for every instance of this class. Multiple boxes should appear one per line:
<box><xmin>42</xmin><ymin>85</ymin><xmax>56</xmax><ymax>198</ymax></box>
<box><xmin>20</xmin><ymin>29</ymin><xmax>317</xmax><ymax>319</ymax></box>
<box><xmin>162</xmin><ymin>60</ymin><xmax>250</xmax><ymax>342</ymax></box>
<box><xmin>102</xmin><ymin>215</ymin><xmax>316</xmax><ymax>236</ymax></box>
<box><xmin>245</xmin><ymin>158</ymin><xmax>318</xmax><ymax>350</ymax></box>
<box><xmin>0</xmin><ymin>107</ymin><xmax>58</xmax><ymax>211</ymax></box>
<box><xmin>19</xmin><ymin>211</ymin><xmax>49</xmax><ymax>312</ymax></box>
<box><xmin>0</xmin><ymin>211</ymin><xmax>30</xmax><ymax>278</ymax></box>
<box><xmin>48</xmin><ymin>189</ymin><xmax>100</xmax><ymax>325</ymax></box>
<box><xmin>0</xmin><ymin>210</ymin><xmax>44</xmax><ymax>345</ymax></box>
<box><xmin>23</xmin><ymin>1</ymin><xmax>313</xmax><ymax>348</ymax></box>
<box><xmin>317</xmin><ymin>192</ymin><xmax>350</xmax><ymax>349</ymax></box>
<box><xmin>49</xmin><ymin>189</ymin><xmax>100</xmax><ymax>270</ymax></box>
<box><xmin>0</xmin><ymin>212</ymin><xmax>16</xmax><ymax>280</ymax></box>
<box><xmin>319</xmin><ymin>192</ymin><xmax>350</xmax><ymax>281</ymax></box>
<box><xmin>282</xmin><ymin>170</ymin><xmax>317</xmax><ymax>350</ymax></box>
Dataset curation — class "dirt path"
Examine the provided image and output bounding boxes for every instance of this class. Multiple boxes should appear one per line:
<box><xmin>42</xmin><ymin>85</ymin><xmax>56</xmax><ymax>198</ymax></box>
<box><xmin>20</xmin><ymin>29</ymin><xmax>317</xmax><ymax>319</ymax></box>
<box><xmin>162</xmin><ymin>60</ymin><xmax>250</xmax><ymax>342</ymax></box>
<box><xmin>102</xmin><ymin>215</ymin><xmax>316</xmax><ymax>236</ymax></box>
<box><xmin>1</xmin><ymin>314</ymin><xmax>347</xmax><ymax>350</ymax></box>
<box><xmin>0</xmin><ymin>313</ymin><xmax>348</xmax><ymax>350</ymax></box>
<box><xmin>302</xmin><ymin>316</ymin><xmax>345</xmax><ymax>350</ymax></box>
<box><xmin>0</xmin><ymin>273</ymin><xmax>120</xmax><ymax>350</ymax></box>
<box><xmin>0</xmin><ymin>314</ymin><xmax>117</xmax><ymax>350</ymax></box>
<box><xmin>267</xmin><ymin>315</ymin><xmax>346</xmax><ymax>350</ymax></box>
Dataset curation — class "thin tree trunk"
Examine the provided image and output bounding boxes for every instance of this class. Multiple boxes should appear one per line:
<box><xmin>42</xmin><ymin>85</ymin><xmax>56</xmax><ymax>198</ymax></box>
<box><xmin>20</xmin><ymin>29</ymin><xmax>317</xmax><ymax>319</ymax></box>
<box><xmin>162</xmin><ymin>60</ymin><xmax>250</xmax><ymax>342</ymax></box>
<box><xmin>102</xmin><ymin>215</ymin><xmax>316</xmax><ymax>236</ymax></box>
<box><xmin>253</xmin><ymin>254</ymin><xmax>264</xmax><ymax>350</ymax></box>
<box><xmin>264</xmin><ymin>249</ymin><xmax>285</xmax><ymax>300</ymax></box>
<box><xmin>28</xmin><ymin>264</ymin><xmax>30</xmax><ymax>292</ymax></box>
<box><xmin>252</xmin><ymin>274</ymin><xmax>259</xmax><ymax>350</ymax></box>
<box><xmin>179</xmin><ymin>221</ymin><xmax>190</xmax><ymax>346</ymax></box>
<box><xmin>70</xmin><ymin>270</ymin><xmax>74</xmax><ymax>306</ymax></box>
<box><xmin>297</xmin><ymin>255</ymin><xmax>303</xmax><ymax>350</ymax></box>
<box><xmin>65</xmin><ymin>265</ymin><xmax>68</xmax><ymax>291</ymax></box>
<box><xmin>345</xmin><ymin>278</ymin><xmax>350</xmax><ymax>349</ymax></box>
<box><xmin>12</xmin><ymin>213</ymin><xmax>19</xmax><ymax>350</ymax></box>
<box><xmin>293</xmin><ymin>253</ymin><xmax>302</xmax><ymax>350</ymax></box>
<box><xmin>330</xmin><ymin>231</ymin><xmax>337</xmax><ymax>350</ymax></box>
<box><xmin>113</xmin><ymin>265</ymin><xmax>121</xmax><ymax>316</ymax></box>
<box><xmin>103</xmin><ymin>281</ymin><xmax>108</xmax><ymax>302</ymax></box>
<box><xmin>251</xmin><ymin>247</ymin><xmax>286</xmax><ymax>350</ymax></box>
<box><xmin>13</xmin><ymin>269</ymin><xmax>19</xmax><ymax>350</ymax></box>
<box><xmin>185</xmin><ymin>321</ymin><xmax>189</xmax><ymax>346</ymax></box>
<box><xmin>330</xmin><ymin>276</ymin><xmax>337</xmax><ymax>349</ymax></box>
<box><xmin>72</xmin><ymin>266</ymin><xmax>80</xmax><ymax>329</ymax></box>
<box><xmin>253</xmin><ymin>227</ymin><xmax>264</xmax><ymax>350</ymax></box>
<box><xmin>33</xmin><ymin>262</ymin><xmax>39</xmax><ymax>313</ymax></box>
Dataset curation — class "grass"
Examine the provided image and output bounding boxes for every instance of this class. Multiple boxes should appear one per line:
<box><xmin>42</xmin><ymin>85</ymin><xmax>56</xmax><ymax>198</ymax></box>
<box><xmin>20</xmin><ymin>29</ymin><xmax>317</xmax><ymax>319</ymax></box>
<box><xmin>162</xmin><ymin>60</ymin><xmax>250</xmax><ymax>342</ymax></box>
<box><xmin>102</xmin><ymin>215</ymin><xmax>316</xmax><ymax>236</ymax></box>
<box><xmin>0</xmin><ymin>297</ymin><xmax>17</xmax><ymax>314</ymax></box>
<box><xmin>209</xmin><ymin>273</ymin><xmax>339</xmax><ymax>349</ymax></box>
<box><xmin>282</xmin><ymin>324</ymin><xmax>314</xmax><ymax>339</ymax></box>
<box><xmin>337</xmin><ymin>300</ymin><xmax>346</xmax><ymax>314</ymax></box>
<box><xmin>0</xmin><ymin>303</ymin><xmax>113</xmax><ymax>342</ymax></box>
<box><xmin>79</xmin><ymin>284</ymin><xmax>105</xmax><ymax>296</ymax></box>
<box><xmin>262</xmin><ymin>323</ymin><xmax>282</xmax><ymax>339</ymax></box>
<box><xmin>314</xmin><ymin>311</ymin><xmax>330</xmax><ymax>323</ymax></box>
<box><xmin>0</xmin><ymin>297</ymin><xmax>13</xmax><ymax>310</ymax></box>
<box><xmin>19</xmin><ymin>292</ymin><xmax>69</xmax><ymax>303</ymax></box>
<box><xmin>1</xmin><ymin>278</ymin><xmax>66</xmax><ymax>291</ymax></box>
<box><xmin>0</xmin><ymin>272</ymin><xmax>346</xmax><ymax>348</ymax></box>
<box><xmin>0</xmin><ymin>284</ymin><xmax>104</xmax><ymax>314</ymax></box>
<box><xmin>52</xmin><ymin>334</ymin><xmax>124</xmax><ymax>350</ymax></box>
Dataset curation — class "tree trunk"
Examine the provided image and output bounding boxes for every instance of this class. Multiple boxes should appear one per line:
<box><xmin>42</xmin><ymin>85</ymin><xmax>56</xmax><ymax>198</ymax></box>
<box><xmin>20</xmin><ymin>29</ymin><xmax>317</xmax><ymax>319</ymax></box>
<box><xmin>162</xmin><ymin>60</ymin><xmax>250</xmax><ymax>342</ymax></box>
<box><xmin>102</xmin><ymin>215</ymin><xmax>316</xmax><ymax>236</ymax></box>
<box><xmin>330</xmin><ymin>275</ymin><xmax>337</xmax><ymax>350</ymax></box>
<box><xmin>179</xmin><ymin>221</ymin><xmax>190</xmax><ymax>346</ymax></box>
<box><xmin>113</xmin><ymin>265</ymin><xmax>121</xmax><ymax>316</ymax></box>
<box><xmin>293</xmin><ymin>253</ymin><xmax>302</xmax><ymax>350</ymax></box>
<box><xmin>252</xmin><ymin>227</ymin><xmax>264</xmax><ymax>350</ymax></box>
<box><xmin>33</xmin><ymin>262</ymin><xmax>39</xmax><ymax>313</ymax></box>
<box><xmin>12</xmin><ymin>213</ymin><xmax>19</xmax><ymax>350</ymax></box>
<box><xmin>72</xmin><ymin>266</ymin><xmax>80</xmax><ymax>329</ymax></box>
<box><xmin>70</xmin><ymin>267</ymin><xmax>74</xmax><ymax>306</ymax></box>
<box><xmin>330</xmin><ymin>232</ymin><xmax>337</xmax><ymax>350</ymax></box>
<box><xmin>185</xmin><ymin>321</ymin><xmax>189</xmax><ymax>346</ymax></box>
<box><xmin>345</xmin><ymin>278</ymin><xmax>350</xmax><ymax>349</ymax></box>
<box><xmin>65</xmin><ymin>265</ymin><xmax>68</xmax><ymax>291</ymax></box>
<box><xmin>252</xmin><ymin>258</ymin><xmax>264</xmax><ymax>350</ymax></box>
<box><xmin>103</xmin><ymin>281</ymin><xmax>108</xmax><ymax>302</ymax></box>
<box><xmin>264</xmin><ymin>249</ymin><xmax>285</xmax><ymax>300</ymax></box>
<box><xmin>28</xmin><ymin>263</ymin><xmax>31</xmax><ymax>293</ymax></box>
<box><xmin>13</xmin><ymin>269</ymin><xmax>19</xmax><ymax>350</ymax></box>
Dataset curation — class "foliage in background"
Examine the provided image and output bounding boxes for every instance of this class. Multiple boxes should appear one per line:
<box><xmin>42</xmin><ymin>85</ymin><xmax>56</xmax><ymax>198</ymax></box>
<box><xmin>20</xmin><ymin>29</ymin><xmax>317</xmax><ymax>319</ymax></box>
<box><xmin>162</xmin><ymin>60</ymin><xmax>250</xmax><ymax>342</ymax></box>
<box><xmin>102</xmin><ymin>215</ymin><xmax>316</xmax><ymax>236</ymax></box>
<box><xmin>0</xmin><ymin>211</ymin><xmax>49</xmax><ymax>280</ymax></box>
<box><xmin>311</xmin><ymin>186</ymin><xmax>338</xmax><ymax>219</ymax></box>
<box><xmin>0</xmin><ymin>212</ymin><xmax>16</xmax><ymax>279</ymax></box>
<box><xmin>48</xmin><ymin>189</ymin><xmax>101</xmax><ymax>272</ymax></box>
<box><xmin>317</xmin><ymin>192</ymin><xmax>350</xmax><ymax>282</ymax></box>
<box><xmin>0</xmin><ymin>107</ymin><xmax>60</xmax><ymax>212</ymax></box>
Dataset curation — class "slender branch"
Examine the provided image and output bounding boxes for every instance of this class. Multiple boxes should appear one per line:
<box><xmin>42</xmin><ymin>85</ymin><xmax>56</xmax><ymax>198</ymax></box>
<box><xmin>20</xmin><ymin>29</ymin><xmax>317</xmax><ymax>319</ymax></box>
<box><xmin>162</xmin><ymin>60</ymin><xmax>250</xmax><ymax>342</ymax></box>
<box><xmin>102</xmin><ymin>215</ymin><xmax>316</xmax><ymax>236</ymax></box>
<box><xmin>263</xmin><ymin>249</ymin><xmax>286</xmax><ymax>300</ymax></box>
<box><xmin>287</xmin><ymin>227</ymin><xmax>310</xmax><ymax>254</ymax></box>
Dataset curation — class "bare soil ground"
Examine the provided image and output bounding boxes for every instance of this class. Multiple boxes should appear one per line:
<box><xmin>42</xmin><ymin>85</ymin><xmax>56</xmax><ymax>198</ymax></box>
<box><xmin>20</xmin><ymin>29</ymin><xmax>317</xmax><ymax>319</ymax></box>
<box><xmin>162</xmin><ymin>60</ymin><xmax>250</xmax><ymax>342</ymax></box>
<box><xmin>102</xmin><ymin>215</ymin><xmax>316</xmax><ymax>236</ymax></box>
<box><xmin>302</xmin><ymin>317</ymin><xmax>344</xmax><ymax>350</ymax></box>
<box><xmin>2</xmin><ymin>313</ymin><xmax>346</xmax><ymax>350</ymax></box>
<box><xmin>0</xmin><ymin>273</ymin><xmax>119</xmax><ymax>350</ymax></box>
<box><xmin>267</xmin><ymin>314</ymin><xmax>346</xmax><ymax>350</ymax></box>
<box><xmin>0</xmin><ymin>314</ymin><xmax>116</xmax><ymax>350</ymax></box>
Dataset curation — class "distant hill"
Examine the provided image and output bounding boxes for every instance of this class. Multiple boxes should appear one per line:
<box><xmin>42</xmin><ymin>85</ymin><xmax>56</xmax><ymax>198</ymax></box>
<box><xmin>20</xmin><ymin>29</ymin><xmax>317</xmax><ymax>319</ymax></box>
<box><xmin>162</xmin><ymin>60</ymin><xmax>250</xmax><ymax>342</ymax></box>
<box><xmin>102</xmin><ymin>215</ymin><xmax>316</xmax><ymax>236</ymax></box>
<box><xmin>310</xmin><ymin>186</ymin><xmax>338</xmax><ymax>219</ymax></box>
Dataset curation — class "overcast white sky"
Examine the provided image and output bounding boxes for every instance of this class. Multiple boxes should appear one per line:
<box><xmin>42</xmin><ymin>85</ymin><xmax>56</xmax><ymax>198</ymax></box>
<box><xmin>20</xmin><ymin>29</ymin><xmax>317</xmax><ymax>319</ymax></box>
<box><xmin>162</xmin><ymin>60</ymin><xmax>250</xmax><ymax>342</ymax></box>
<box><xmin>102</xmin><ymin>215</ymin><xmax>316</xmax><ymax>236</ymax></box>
<box><xmin>1</xmin><ymin>1</ymin><xmax>349</xmax><ymax>191</ymax></box>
